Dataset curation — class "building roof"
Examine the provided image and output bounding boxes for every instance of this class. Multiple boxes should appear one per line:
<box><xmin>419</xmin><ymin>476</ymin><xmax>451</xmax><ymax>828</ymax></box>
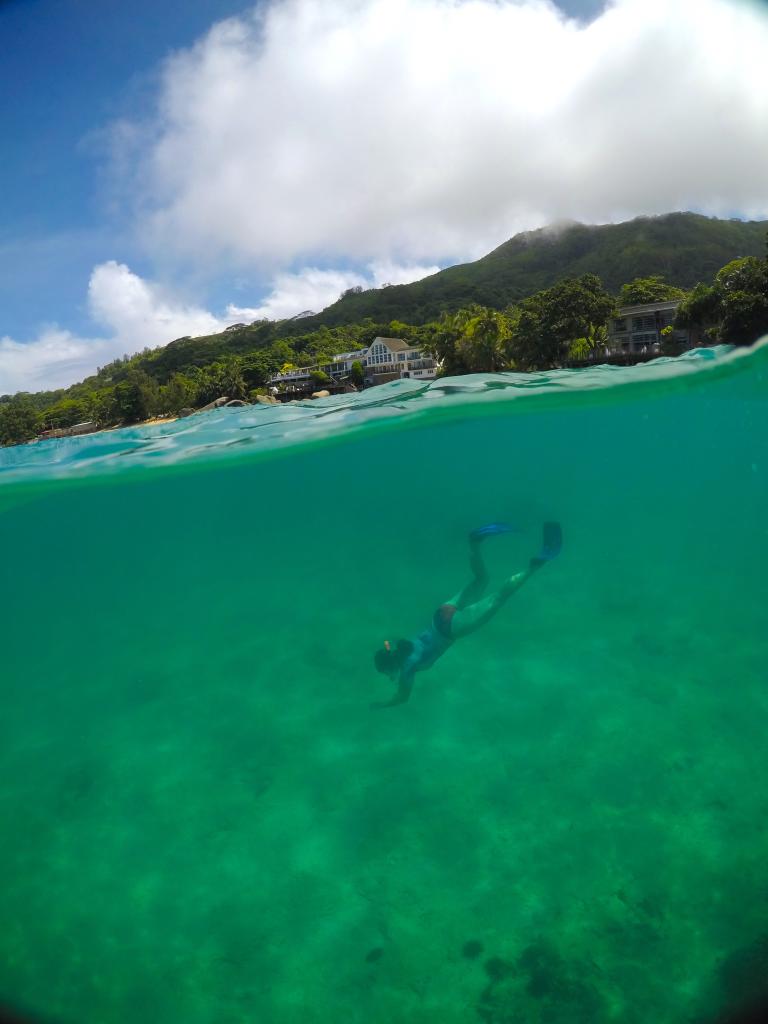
<box><xmin>617</xmin><ymin>299</ymin><xmax>681</xmax><ymax>315</ymax></box>
<box><xmin>372</xmin><ymin>336</ymin><xmax>410</xmax><ymax>351</ymax></box>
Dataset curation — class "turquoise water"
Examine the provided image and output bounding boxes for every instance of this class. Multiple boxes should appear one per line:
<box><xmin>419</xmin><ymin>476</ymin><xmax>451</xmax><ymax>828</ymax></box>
<box><xmin>1</xmin><ymin>344</ymin><xmax>767</xmax><ymax>1023</ymax></box>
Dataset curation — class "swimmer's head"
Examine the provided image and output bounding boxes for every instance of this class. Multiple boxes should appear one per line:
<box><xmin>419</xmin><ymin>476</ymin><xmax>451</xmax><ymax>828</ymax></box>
<box><xmin>374</xmin><ymin>639</ymin><xmax>412</xmax><ymax>678</ymax></box>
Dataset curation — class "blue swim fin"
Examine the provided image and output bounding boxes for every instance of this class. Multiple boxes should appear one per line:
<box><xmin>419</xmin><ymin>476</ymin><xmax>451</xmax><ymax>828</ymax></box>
<box><xmin>470</xmin><ymin>522</ymin><xmax>516</xmax><ymax>541</ymax></box>
<box><xmin>538</xmin><ymin>521</ymin><xmax>562</xmax><ymax>561</ymax></box>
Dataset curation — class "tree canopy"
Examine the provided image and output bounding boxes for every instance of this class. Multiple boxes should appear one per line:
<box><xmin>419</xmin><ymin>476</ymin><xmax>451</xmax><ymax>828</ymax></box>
<box><xmin>674</xmin><ymin>255</ymin><xmax>768</xmax><ymax>346</ymax></box>
<box><xmin>510</xmin><ymin>274</ymin><xmax>616</xmax><ymax>370</ymax></box>
<box><xmin>3</xmin><ymin>238</ymin><xmax>767</xmax><ymax>448</ymax></box>
<box><xmin>618</xmin><ymin>276</ymin><xmax>686</xmax><ymax>306</ymax></box>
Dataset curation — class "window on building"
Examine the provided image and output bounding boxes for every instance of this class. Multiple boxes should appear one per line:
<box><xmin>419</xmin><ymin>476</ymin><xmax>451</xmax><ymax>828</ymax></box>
<box><xmin>613</xmin><ymin>318</ymin><xmax>627</xmax><ymax>332</ymax></box>
<box><xmin>632</xmin><ymin>316</ymin><xmax>656</xmax><ymax>332</ymax></box>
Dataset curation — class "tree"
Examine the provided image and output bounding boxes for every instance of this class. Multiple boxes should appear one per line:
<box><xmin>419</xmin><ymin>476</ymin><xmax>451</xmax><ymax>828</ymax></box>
<box><xmin>113</xmin><ymin>370</ymin><xmax>160</xmax><ymax>423</ymax></box>
<box><xmin>674</xmin><ymin>256</ymin><xmax>768</xmax><ymax>346</ymax></box>
<box><xmin>567</xmin><ymin>323</ymin><xmax>608</xmax><ymax>361</ymax></box>
<box><xmin>0</xmin><ymin>397</ymin><xmax>40</xmax><ymax>445</ymax></box>
<box><xmin>618</xmin><ymin>275</ymin><xmax>686</xmax><ymax>306</ymax></box>
<box><xmin>39</xmin><ymin>397</ymin><xmax>91</xmax><ymax>430</ymax></box>
<box><xmin>350</xmin><ymin>360</ymin><xmax>364</xmax><ymax>387</ymax></box>
<box><xmin>419</xmin><ymin>309</ymin><xmax>473</xmax><ymax>376</ymax></box>
<box><xmin>510</xmin><ymin>274</ymin><xmax>615</xmax><ymax>370</ymax></box>
<box><xmin>271</xmin><ymin>340</ymin><xmax>298</xmax><ymax>367</ymax></box>
<box><xmin>456</xmin><ymin>307</ymin><xmax>513</xmax><ymax>372</ymax></box>
<box><xmin>218</xmin><ymin>357</ymin><xmax>247</xmax><ymax>399</ymax></box>
<box><xmin>674</xmin><ymin>281</ymin><xmax>721</xmax><ymax>341</ymax></box>
<box><xmin>90</xmin><ymin>388</ymin><xmax>119</xmax><ymax>426</ymax></box>
<box><xmin>310</xmin><ymin>369</ymin><xmax>331</xmax><ymax>387</ymax></box>
<box><xmin>716</xmin><ymin>257</ymin><xmax>768</xmax><ymax>345</ymax></box>
<box><xmin>388</xmin><ymin>319</ymin><xmax>415</xmax><ymax>340</ymax></box>
<box><xmin>160</xmin><ymin>373</ymin><xmax>197</xmax><ymax>414</ymax></box>
<box><xmin>242</xmin><ymin>352</ymin><xmax>277</xmax><ymax>391</ymax></box>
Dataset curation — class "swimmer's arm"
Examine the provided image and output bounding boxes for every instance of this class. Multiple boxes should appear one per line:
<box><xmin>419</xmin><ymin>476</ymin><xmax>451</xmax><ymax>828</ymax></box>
<box><xmin>371</xmin><ymin>668</ymin><xmax>414</xmax><ymax>710</ymax></box>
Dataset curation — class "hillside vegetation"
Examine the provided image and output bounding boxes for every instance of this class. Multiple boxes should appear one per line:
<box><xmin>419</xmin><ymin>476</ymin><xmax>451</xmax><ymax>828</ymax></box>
<box><xmin>2</xmin><ymin>212</ymin><xmax>767</xmax><ymax>446</ymax></box>
<box><xmin>299</xmin><ymin>212</ymin><xmax>768</xmax><ymax>326</ymax></box>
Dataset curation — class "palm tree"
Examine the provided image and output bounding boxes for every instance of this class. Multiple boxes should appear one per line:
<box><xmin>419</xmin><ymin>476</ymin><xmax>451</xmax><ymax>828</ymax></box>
<box><xmin>457</xmin><ymin>308</ymin><xmax>512</xmax><ymax>372</ymax></box>
<box><xmin>567</xmin><ymin>323</ymin><xmax>608</xmax><ymax>362</ymax></box>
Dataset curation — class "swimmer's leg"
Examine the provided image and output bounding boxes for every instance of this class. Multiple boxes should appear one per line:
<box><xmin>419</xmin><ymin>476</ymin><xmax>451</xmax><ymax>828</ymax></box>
<box><xmin>450</xmin><ymin>563</ymin><xmax>538</xmax><ymax>639</ymax></box>
<box><xmin>451</xmin><ymin>522</ymin><xmax>562</xmax><ymax>639</ymax></box>
<box><xmin>451</xmin><ymin>536</ymin><xmax>490</xmax><ymax>610</ymax></box>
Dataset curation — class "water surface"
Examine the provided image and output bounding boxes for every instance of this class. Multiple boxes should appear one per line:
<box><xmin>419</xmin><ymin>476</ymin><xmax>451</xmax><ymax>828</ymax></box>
<box><xmin>2</xmin><ymin>344</ymin><xmax>767</xmax><ymax>1023</ymax></box>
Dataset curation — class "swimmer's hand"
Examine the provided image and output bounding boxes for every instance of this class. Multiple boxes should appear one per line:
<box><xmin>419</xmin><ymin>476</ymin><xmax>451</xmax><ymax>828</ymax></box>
<box><xmin>371</xmin><ymin>673</ymin><xmax>413</xmax><ymax>709</ymax></box>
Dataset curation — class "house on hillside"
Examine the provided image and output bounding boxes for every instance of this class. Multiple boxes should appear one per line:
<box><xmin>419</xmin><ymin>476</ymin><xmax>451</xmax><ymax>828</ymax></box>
<box><xmin>356</xmin><ymin>336</ymin><xmax>438</xmax><ymax>385</ymax></box>
<box><xmin>267</xmin><ymin>337</ymin><xmax>439</xmax><ymax>396</ymax></box>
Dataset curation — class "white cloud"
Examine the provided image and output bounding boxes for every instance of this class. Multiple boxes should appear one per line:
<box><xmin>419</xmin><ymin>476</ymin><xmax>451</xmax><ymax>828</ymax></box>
<box><xmin>228</xmin><ymin>268</ymin><xmax>368</xmax><ymax>322</ymax></box>
<box><xmin>368</xmin><ymin>261</ymin><xmax>440</xmax><ymax>288</ymax></box>
<box><xmin>0</xmin><ymin>259</ymin><xmax>441</xmax><ymax>394</ymax></box>
<box><xmin>7</xmin><ymin>0</ymin><xmax>768</xmax><ymax>394</ymax></box>
<box><xmin>227</xmin><ymin>261</ymin><xmax>439</xmax><ymax>320</ymax></box>
<box><xmin>88</xmin><ymin>260</ymin><xmax>225</xmax><ymax>343</ymax></box>
<box><xmin>130</xmin><ymin>0</ymin><xmax>768</xmax><ymax>271</ymax></box>
<box><xmin>0</xmin><ymin>262</ymin><xmax>229</xmax><ymax>395</ymax></box>
<box><xmin>0</xmin><ymin>329</ymin><xmax>111</xmax><ymax>396</ymax></box>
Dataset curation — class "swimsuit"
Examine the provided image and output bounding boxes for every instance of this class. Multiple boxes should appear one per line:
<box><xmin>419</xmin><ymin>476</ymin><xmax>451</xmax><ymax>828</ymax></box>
<box><xmin>402</xmin><ymin>603</ymin><xmax>457</xmax><ymax>677</ymax></box>
<box><xmin>433</xmin><ymin>602</ymin><xmax>458</xmax><ymax>639</ymax></box>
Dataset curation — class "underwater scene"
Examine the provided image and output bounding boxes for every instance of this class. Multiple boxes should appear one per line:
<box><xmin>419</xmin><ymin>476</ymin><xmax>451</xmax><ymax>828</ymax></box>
<box><xmin>1</xmin><ymin>343</ymin><xmax>768</xmax><ymax>1024</ymax></box>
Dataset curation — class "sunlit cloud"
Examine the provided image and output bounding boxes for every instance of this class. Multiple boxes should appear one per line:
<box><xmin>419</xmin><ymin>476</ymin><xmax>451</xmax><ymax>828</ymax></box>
<box><xmin>0</xmin><ymin>259</ymin><xmax>442</xmax><ymax>393</ymax></box>
<box><xmin>0</xmin><ymin>262</ymin><xmax>228</xmax><ymax>395</ymax></box>
<box><xmin>227</xmin><ymin>262</ymin><xmax>439</xmax><ymax>321</ymax></box>
<box><xmin>128</xmin><ymin>0</ymin><xmax>768</xmax><ymax>271</ymax></box>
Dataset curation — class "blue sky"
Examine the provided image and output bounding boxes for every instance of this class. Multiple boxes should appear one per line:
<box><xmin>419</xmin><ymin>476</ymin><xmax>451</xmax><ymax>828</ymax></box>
<box><xmin>0</xmin><ymin>0</ymin><xmax>603</xmax><ymax>335</ymax></box>
<box><xmin>0</xmin><ymin>0</ymin><xmax>601</xmax><ymax>337</ymax></box>
<box><xmin>0</xmin><ymin>0</ymin><xmax>249</xmax><ymax>339</ymax></box>
<box><xmin>1</xmin><ymin>0</ymin><xmax>767</xmax><ymax>393</ymax></box>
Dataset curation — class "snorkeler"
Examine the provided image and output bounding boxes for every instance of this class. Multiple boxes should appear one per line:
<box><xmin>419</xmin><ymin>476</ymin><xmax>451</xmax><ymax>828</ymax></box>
<box><xmin>372</xmin><ymin>521</ymin><xmax>562</xmax><ymax>709</ymax></box>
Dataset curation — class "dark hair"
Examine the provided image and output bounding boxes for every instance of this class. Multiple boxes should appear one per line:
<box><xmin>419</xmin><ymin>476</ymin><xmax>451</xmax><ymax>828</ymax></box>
<box><xmin>374</xmin><ymin>639</ymin><xmax>413</xmax><ymax>674</ymax></box>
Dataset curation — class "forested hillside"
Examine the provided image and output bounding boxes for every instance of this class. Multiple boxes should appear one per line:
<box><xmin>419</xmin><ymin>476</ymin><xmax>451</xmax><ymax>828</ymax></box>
<box><xmin>2</xmin><ymin>213</ymin><xmax>767</xmax><ymax>446</ymax></box>
<box><xmin>300</xmin><ymin>213</ymin><xmax>768</xmax><ymax>326</ymax></box>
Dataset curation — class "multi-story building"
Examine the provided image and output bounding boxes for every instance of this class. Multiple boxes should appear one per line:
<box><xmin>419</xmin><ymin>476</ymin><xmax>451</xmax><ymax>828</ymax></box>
<box><xmin>607</xmin><ymin>300</ymin><xmax>691</xmax><ymax>355</ymax></box>
<box><xmin>267</xmin><ymin>336</ymin><xmax>439</xmax><ymax>393</ymax></box>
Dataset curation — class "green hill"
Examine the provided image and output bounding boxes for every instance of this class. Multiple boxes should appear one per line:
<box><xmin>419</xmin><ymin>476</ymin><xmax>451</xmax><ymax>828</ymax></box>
<box><xmin>299</xmin><ymin>212</ymin><xmax>767</xmax><ymax>327</ymax></box>
<box><xmin>3</xmin><ymin>211</ymin><xmax>767</xmax><ymax>445</ymax></box>
<box><xmin>107</xmin><ymin>212</ymin><xmax>768</xmax><ymax>381</ymax></box>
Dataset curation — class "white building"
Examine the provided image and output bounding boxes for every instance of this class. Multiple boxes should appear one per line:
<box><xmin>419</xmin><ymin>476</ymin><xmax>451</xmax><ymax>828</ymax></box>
<box><xmin>267</xmin><ymin>336</ymin><xmax>439</xmax><ymax>391</ymax></box>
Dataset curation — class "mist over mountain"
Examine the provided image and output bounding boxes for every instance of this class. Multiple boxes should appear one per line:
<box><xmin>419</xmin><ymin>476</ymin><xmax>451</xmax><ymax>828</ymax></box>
<box><xmin>297</xmin><ymin>212</ymin><xmax>767</xmax><ymax>328</ymax></box>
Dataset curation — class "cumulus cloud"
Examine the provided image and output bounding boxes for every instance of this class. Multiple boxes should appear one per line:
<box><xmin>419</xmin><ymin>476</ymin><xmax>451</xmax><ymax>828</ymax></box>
<box><xmin>0</xmin><ymin>329</ymin><xmax>111</xmax><ymax>396</ymax></box>
<box><xmin>132</xmin><ymin>0</ymin><xmax>768</xmax><ymax>271</ymax></box>
<box><xmin>0</xmin><ymin>262</ymin><xmax>229</xmax><ymax>395</ymax></box>
<box><xmin>7</xmin><ymin>0</ymin><xmax>768</xmax><ymax>395</ymax></box>
<box><xmin>227</xmin><ymin>261</ymin><xmax>439</xmax><ymax>320</ymax></box>
<box><xmin>88</xmin><ymin>261</ymin><xmax>225</xmax><ymax>342</ymax></box>
<box><xmin>1</xmin><ymin>258</ymin><xmax>437</xmax><ymax>393</ymax></box>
